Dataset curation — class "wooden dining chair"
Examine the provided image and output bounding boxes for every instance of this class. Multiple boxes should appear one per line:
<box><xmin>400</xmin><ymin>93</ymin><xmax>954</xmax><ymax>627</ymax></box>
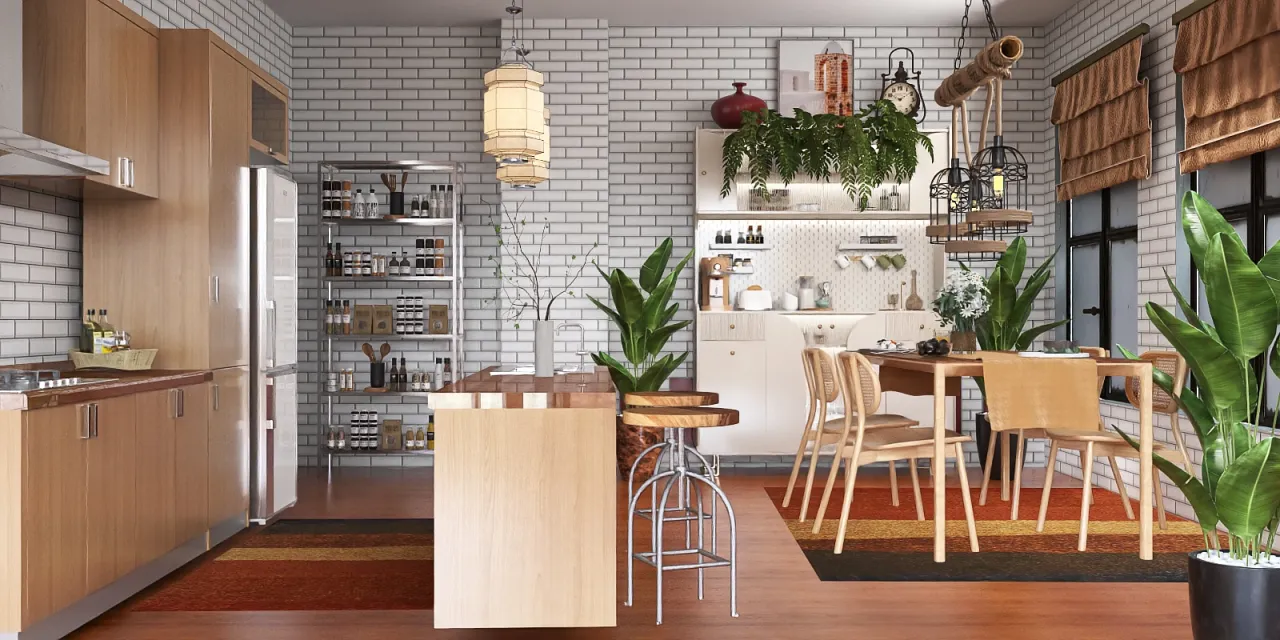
<box><xmin>811</xmin><ymin>352</ymin><xmax>978</xmax><ymax>555</ymax></box>
<box><xmin>783</xmin><ymin>348</ymin><xmax>920</xmax><ymax>522</ymax></box>
<box><xmin>1125</xmin><ymin>351</ymin><xmax>1191</xmax><ymax>473</ymax></box>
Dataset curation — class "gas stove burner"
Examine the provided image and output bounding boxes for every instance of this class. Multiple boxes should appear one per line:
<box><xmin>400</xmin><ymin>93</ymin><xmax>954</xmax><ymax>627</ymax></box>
<box><xmin>0</xmin><ymin>369</ymin><xmax>114</xmax><ymax>392</ymax></box>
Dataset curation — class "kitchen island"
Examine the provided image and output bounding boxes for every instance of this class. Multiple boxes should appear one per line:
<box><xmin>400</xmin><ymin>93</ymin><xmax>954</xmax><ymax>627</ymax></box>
<box><xmin>428</xmin><ymin>367</ymin><xmax>617</xmax><ymax>629</ymax></box>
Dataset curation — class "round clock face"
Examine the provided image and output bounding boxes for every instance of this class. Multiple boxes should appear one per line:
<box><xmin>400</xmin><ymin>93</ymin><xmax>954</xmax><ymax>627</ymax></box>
<box><xmin>882</xmin><ymin>82</ymin><xmax>920</xmax><ymax>116</ymax></box>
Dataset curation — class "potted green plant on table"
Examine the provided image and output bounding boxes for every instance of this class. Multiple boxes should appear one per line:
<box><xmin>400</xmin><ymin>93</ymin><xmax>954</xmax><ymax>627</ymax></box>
<box><xmin>1114</xmin><ymin>192</ymin><xmax>1278</xmax><ymax>640</ymax></box>
<box><xmin>720</xmin><ymin>101</ymin><xmax>933</xmax><ymax>210</ymax></box>
<box><xmin>587</xmin><ymin>238</ymin><xmax>694</xmax><ymax>475</ymax></box>
<box><xmin>964</xmin><ymin>236</ymin><xmax>1068</xmax><ymax>476</ymax></box>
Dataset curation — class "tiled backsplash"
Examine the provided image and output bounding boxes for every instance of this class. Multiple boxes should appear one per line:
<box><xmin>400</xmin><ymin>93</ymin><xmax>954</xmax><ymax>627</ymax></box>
<box><xmin>0</xmin><ymin>185</ymin><xmax>83</xmax><ymax>365</ymax></box>
<box><xmin>695</xmin><ymin>219</ymin><xmax>940</xmax><ymax>313</ymax></box>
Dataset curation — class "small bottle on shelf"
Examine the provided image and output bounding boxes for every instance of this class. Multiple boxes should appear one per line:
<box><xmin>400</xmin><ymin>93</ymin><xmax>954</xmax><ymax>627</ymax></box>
<box><xmin>342</xmin><ymin>249</ymin><xmax>354</xmax><ymax>276</ymax></box>
<box><xmin>736</xmin><ymin>230</ymin><xmax>745</xmax><ymax>244</ymax></box>
<box><xmin>427</xmin><ymin>417</ymin><xmax>435</xmax><ymax>451</ymax></box>
<box><xmin>411</xmin><ymin>194</ymin><xmax>421</xmax><ymax>218</ymax></box>
<box><xmin>368</xmin><ymin>189</ymin><xmax>380</xmax><ymax>219</ymax></box>
<box><xmin>444</xmin><ymin>185</ymin><xmax>454</xmax><ymax>218</ymax></box>
<box><xmin>342</xmin><ymin>300</ymin><xmax>352</xmax><ymax>335</ymax></box>
<box><xmin>433</xmin><ymin>357</ymin><xmax>444</xmax><ymax>391</ymax></box>
<box><xmin>360</xmin><ymin>251</ymin><xmax>372</xmax><ymax>277</ymax></box>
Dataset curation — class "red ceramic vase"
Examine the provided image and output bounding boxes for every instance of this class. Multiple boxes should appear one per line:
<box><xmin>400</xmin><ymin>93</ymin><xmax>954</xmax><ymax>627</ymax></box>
<box><xmin>711</xmin><ymin>82</ymin><xmax>767</xmax><ymax>129</ymax></box>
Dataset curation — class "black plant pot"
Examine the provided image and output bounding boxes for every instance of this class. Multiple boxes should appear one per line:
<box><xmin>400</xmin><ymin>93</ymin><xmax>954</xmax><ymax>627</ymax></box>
<box><xmin>974</xmin><ymin>412</ymin><xmax>1018</xmax><ymax>481</ymax></box>
<box><xmin>1189</xmin><ymin>551</ymin><xmax>1280</xmax><ymax>640</ymax></box>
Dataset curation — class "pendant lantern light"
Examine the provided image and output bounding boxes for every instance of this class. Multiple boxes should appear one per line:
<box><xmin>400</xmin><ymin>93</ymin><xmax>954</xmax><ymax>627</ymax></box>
<box><xmin>498</xmin><ymin>108</ymin><xmax>551</xmax><ymax>189</ymax></box>
<box><xmin>484</xmin><ymin>0</ymin><xmax>545</xmax><ymax>167</ymax></box>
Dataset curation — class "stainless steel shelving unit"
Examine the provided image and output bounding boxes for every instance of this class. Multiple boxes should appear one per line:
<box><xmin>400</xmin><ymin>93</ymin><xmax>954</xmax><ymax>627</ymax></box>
<box><xmin>317</xmin><ymin>160</ymin><xmax>463</xmax><ymax>470</ymax></box>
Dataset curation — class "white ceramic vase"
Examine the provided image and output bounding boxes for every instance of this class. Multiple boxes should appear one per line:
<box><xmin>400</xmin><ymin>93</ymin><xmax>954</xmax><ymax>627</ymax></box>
<box><xmin>534</xmin><ymin>319</ymin><xmax>555</xmax><ymax>377</ymax></box>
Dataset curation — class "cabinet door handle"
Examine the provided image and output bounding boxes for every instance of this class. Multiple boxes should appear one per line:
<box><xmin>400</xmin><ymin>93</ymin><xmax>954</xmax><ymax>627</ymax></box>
<box><xmin>90</xmin><ymin>404</ymin><xmax>99</xmax><ymax>438</ymax></box>
<box><xmin>117</xmin><ymin>158</ymin><xmax>128</xmax><ymax>187</ymax></box>
<box><xmin>213</xmin><ymin>383</ymin><xmax>220</xmax><ymax>412</ymax></box>
<box><xmin>80</xmin><ymin>405</ymin><xmax>92</xmax><ymax>440</ymax></box>
<box><xmin>210</xmin><ymin>276</ymin><xmax>221</xmax><ymax>303</ymax></box>
<box><xmin>128</xmin><ymin>159</ymin><xmax>136</xmax><ymax>188</ymax></box>
<box><xmin>178</xmin><ymin>389</ymin><xmax>185</xmax><ymax>418</ymax></box>
<box><xmin>170</xmin><ymin>389</ymin><xmax>179</xmax><ymax>419</ymax></box>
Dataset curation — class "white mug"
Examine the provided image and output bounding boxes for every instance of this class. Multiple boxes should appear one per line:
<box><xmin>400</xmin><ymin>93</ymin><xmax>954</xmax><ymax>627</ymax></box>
<box><xmin>834</xmin><ymin>254</ymin><xmax>852</xmax><ymax>270</ymax></box>
<box><xmin>860</xmin><ymin>255</ymin><xmax>877</xmax><ymax>270</ymax></box>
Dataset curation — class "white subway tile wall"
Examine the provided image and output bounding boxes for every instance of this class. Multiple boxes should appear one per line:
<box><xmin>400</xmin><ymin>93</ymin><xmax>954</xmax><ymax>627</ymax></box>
<box><xmin>120</xmin><ymin>0</ymin><xmax>292</xmax><ymax>85</ymax></box>
<box><xmin>2</xmin><ymin>0</ymin><xmax>1204</xmax><ymax>484</ymax></box>
<box><xmin>1042</xmin><ymin>0</ymin><xmax>1195</xmax><ymax>519</ymax></box>
<box><xmin>290</xmin><ymin>26</ymin><xmax>502</xmax><ymax>466</ymax></box>
<box><xmin>0</xmin><ymin>187</ymin><xmax>82</xmax><ymax>365</ymax></box>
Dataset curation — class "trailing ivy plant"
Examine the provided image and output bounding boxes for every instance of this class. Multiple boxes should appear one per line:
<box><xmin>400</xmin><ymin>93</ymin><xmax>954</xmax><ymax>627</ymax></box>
<box><xmin>720</xmin><ymin>100</ymin><xmax>933</xmax><ymax>210</ymax></box>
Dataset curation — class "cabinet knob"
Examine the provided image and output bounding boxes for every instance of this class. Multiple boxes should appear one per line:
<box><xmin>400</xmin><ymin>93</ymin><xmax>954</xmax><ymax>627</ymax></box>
<box><xmin>729</xmin><ymin>323</ymin><xmax>735</xmax><ymax>329</ymax></box>
<box><xmin>700</xmin><ymin>170</ymin><xmax>707</xmax><ymax>176</ymax></box>
<box><xmin>829</xmin><ymin>324</ymin><xmax>835</xmax><ymax>329</ymax></box>
<box><xmin>920</xmin><ymin>324</ymin><xmax>926</xmax><ymax>330</ymax></box>
<box><xmin>729</xmin><ymin>350</ymin><xmax>736</xmax><ymax>356</ymax></box>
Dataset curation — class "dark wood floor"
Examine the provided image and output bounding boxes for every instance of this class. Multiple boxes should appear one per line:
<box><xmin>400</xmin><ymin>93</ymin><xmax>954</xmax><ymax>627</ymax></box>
<box><xmin>73</xmin><ymin>466</ymin><xmax>1191</xmax><ymax>640</ymax></box>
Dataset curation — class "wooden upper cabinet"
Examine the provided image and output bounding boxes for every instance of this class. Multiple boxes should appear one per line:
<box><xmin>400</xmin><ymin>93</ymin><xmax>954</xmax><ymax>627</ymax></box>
<box><xmin>23</xmin><ymin>0</ymin><xmax>159</xmax><ymax>198</ymax></box>
<box><xmin>251</xmin><ymin>79</ymin><xmax>289</xmax><ymax>165</ymax></box>
<box><xmin>209</xmin><ymin>48</ymin><xmax>251</xmax><ymax>370</ymax></box>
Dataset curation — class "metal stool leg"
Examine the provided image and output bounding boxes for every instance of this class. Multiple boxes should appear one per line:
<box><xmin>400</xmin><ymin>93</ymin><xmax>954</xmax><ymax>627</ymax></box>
<box><xmin>654</xmin><ymin>468</ymin><xmax>681</xmax><ymax>625</ymax></box>
<box><xmin>688</xmin><ymin>468</ymin><xmax>738</xmax><ymax>618</ymax></box>
<box><xmin>627</xmin><ymin>469</ymin><xmax>676</xmax><ymax>608</ymax></box>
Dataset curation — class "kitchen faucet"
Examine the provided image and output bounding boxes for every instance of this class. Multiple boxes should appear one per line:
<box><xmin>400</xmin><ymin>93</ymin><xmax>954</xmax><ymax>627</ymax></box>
<box><xmin>556</xmin><ymin>322</ymin><xmax>589</xmax><ymax>371</ymax></box>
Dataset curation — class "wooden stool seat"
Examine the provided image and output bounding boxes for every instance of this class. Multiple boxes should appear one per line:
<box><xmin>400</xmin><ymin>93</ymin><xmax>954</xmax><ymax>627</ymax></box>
<box><xmin>622</xmin><ymin>407</ymin><xmax>739</xmax><ymax>429</ymax></box>
<box><xmin>624</xmin><ymin>391</ymin><xmax>719</xmax><ymax>407</ymax></box>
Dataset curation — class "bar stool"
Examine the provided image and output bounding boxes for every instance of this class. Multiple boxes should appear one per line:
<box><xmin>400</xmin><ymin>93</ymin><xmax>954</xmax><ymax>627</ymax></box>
<box><xmin>624</xmin><ymin>392</ymin><xmax>719</xmax><ymax>528</ymax></box>
<box><xmin>624</xmin><ymin>405</ymin><xmax>740</xmax><ymax>624</ymax></box>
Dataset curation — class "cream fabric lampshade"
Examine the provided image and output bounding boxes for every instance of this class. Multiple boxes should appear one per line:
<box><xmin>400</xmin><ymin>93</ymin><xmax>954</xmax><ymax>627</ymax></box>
<box><xmin>483</xmin><ymin>64</ymin><xmax>546</xmax><ymax>163</ymax></box>
<box><xmin>498</xmin><ymin>108</ymin><xmax>551</xmax><ymax>188</ymax></box>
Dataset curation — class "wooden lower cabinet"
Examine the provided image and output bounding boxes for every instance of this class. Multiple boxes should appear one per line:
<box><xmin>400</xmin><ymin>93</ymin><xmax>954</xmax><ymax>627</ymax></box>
<box><xmin>133</xmin><ymin>389</ymin><xmax>177</xmax><ymax>566</ymax></box>
<box><xmin>85</xmin><ymin>395</ymin><xmax>138</xmax><ymax>594</ymax></box>
<box><xmin>208</xmin><ymin>367</ymin><xmax>249</xmax><ymax>526</ymax></box>
<box><xmin>22</xmin><ymin>405</ymin><xmax>87</xmax><ymax>627</ymax></box>
<box><xmin>175</xmin><ymin>385</ymin><xmax>210</xmax><ymax>543</ymax></box>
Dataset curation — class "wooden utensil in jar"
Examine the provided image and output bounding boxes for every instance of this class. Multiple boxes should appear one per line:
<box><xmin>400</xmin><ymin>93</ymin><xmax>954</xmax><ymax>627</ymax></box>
<box><xmin>361</xmin><ymin>343</ymin><xmax>376</xmax><ymax>362</ymax></box>
<box><xmin>378</xmin><ymin>342</ymin><xmax>391</xmax><ymax>363</ymax></box>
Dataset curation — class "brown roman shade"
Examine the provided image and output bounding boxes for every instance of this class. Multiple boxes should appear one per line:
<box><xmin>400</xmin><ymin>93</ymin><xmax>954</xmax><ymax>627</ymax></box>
<box><xmin>1052</xmin><ymin>35</ymin><xmax>1152</xmax><ymax>201</ymax></box>
<box><xmin>1175</xmin><ymin>0</ymin><xmax>1280</xmax><ymax>173</ymax></box>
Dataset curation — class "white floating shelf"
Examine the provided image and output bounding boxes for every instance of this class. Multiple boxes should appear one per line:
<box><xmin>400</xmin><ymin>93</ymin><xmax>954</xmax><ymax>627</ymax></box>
<box><xmin>838</xmin><ymin>243</ymin><xmax>905</xmax><ymax>252</ymax></box>
<box><xmin>697</xmin><ymin>210</ymin><xmax>930</xmax><ymax>221</ymax></box>
<box><xmin>729</xmin><ymin>267</ymin><xmax>755</xmax><ymax>274</ymax></box>
<box><xmin>708</xmin><ymin>244</ymin><xmax>772</xmax><ymax>251</ymax></box>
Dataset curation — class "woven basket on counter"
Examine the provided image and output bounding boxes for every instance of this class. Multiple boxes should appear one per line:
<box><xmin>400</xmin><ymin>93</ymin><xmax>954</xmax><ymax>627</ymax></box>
<box><xmin>69</xmin><ymin>349</ymin><xmax>158</xmax><ymax>371</ymax></box>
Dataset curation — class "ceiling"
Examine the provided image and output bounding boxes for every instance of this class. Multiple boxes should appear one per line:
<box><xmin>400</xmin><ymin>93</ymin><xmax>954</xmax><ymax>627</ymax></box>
<box><xmin>267</xmin><ymin>0</ymin><xmax>1077</xmax><ymax>28</ymax></box>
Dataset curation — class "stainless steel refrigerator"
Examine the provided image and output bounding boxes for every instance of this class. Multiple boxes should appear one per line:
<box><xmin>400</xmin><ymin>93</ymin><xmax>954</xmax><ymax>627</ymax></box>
<box><xmin>250</xmin><ymin>167</ymin><xmax>299</xmax><ymax>523</ymax></box>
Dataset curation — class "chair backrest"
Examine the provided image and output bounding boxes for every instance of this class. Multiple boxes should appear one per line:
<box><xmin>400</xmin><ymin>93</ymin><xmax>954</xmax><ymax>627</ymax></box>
<box><xmin>1125</xmin><ymin>350</ymin><xmax>1186</xmax><ymax>415</ymax></box>
<box><xmin>1078</xmin><ymin>346</ymin><xmax>1108</xmax><ymax>394</ymax></box>
<box><xmin>983</xmin><ymin>357</ymin><xmax>1101</xmax><ymax>432</ymax></box>
<box><xmin>804</xmin><ymin>348</ymin><xmax>841</xmax><ymax>404</ymax></box>
<box><xmin>837</xmin><ymin>351</ymin><xmax>882</xmax><ymax>417</ymax></box>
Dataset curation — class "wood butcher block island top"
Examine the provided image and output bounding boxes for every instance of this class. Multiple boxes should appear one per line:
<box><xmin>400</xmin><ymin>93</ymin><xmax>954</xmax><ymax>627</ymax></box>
<box><xmin>429</xmin><ymin>366</ymin><xmax>616</xmax><ymax>409</ymax></box>
<box><xmin>0</xmin><ymin>368</ymin><xmax>214</xmax><ymax>411</ymax></box>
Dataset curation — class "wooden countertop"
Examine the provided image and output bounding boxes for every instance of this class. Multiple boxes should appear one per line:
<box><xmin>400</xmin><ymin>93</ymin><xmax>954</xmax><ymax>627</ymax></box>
<box><xmin>429</xmin><ymin>366</ymin><xmax>616</xmax><ymax>410</ymax></box>
<box><xmin>0</xmin><ymin>369</ymin><xmax>214</xmax><ymax>411</ymax></box>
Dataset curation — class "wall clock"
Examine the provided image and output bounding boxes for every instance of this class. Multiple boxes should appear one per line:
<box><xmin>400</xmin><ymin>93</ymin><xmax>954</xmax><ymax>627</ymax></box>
<box><xmin>880</xmin><ymin>47</ymin><xmax>925</xmax><ymax>123</ymax></box>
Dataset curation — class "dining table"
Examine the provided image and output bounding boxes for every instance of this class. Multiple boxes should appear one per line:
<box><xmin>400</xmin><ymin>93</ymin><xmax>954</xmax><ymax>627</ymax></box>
<box><xmin>859</xmin><ymin>351</ymin><xmax>1156</xmax><ymax>563</ymax></box>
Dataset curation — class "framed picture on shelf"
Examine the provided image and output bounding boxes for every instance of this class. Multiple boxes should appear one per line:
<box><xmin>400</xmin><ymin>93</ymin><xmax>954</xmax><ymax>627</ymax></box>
<box><xmin>779</xmin><ymin>40</ymin><xmax>854</xmax><ymax>118</ymax></box>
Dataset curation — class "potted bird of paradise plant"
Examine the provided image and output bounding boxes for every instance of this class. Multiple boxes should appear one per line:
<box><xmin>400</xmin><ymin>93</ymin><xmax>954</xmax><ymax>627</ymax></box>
<box><xmin>1112</xmin><ymin>192</ymin><xmax>1278</xmax><ymax>640</ymax></box>
<box><xmin>587</xmin><ymin>238</ymin><xmax>694</xmax><ymax>474</ymax></box>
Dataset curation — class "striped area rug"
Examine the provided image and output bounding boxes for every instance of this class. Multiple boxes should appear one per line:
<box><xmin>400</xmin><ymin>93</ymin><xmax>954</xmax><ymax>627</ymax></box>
<box><xmin>130</xmin><ymin>520</ymin><xmax>434</xmax><ymax>611</ymax></box>
<box><xmin>767</xmin><ymin>486</ymin><xmax>1217</xmax><ymax>582</ymax></box>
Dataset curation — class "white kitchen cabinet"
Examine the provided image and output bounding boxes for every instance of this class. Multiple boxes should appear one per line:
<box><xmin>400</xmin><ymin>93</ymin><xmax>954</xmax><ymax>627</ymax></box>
<box><xmin>883</xmin><ymin>311</ymin><xmax>942</xmax><ymax>344</ymax></box>
<box><xmin>695</xmin><ymin>130</ymin><xmax>736</xmax><ymax>212</ymax></box>
<box><xmin>695</xmin><ymin>340</ymin><xmax>767</xmax><ymax>455</ymax></box>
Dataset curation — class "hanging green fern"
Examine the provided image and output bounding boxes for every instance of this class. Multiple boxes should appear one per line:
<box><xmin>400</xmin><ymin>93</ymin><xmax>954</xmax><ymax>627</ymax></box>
<box><xmin>719</xmin><ymin>101</ymin><xmax>932</xmax><ymax>211</ymax></box>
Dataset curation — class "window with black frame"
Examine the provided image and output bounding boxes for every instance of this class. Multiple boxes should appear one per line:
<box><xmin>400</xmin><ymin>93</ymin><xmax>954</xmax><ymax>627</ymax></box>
<box><xmin>1065</xmin><ymin>181</ymin><xmax>1139</xmax><ymax>401</ymax></box>
<box><xmin>1192</xmin><ymin>148</ymin><xmax>1280</xmax><ymax>413</ymax></box>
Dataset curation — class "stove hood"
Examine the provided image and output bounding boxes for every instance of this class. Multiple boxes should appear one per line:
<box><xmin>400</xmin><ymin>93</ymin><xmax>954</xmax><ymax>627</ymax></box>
<box><xmin>0</xmin><ymin>0</ymin><xmax>110</xmax><ymax>178</ymax></box>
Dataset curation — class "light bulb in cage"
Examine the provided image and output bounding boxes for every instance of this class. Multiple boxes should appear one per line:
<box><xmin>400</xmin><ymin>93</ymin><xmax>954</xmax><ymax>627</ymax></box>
<box><xmin>971</xmin><ymin>135</ymin><xmax>1031</xmax><ymax>237</ymax></box>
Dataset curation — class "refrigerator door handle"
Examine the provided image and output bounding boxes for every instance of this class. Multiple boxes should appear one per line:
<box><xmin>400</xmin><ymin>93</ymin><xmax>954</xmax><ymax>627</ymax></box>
<box><xmin>265</xmin><ymin>381</ymin><xmax>275</xmax><ymax>427</ymax></box>
<box><xmin>265</xmin><ymin>300</ymin><xmax>277</xmax><ymax>369</ymax></box>
<box><xmin>263</xmin><ymin>363</ymin><xmax>297</xmax><ymax>378</ymax></box>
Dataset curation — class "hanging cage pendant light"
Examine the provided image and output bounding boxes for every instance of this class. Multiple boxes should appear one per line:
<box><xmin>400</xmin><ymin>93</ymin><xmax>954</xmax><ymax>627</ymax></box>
<box><xmin>498</xmin><ymin>108</ymin><xmax>551</xmax><ymax>188</ymax></box>
<box><xmin>484</xmin><ymin>0</ymin><xmax>545</xmax><ymax>167</ymax></box>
